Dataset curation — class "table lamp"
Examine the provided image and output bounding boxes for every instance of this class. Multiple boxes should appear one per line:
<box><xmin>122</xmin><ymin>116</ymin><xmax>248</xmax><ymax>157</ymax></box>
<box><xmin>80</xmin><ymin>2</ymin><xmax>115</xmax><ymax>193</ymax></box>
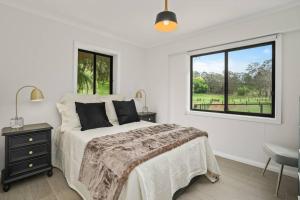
<box><xmin>10</xmin><ymin>85</ymin><xmax>44</xmax><ymax>128</ymax></box>
<box><xmin>135</xmin><ymin>89</ymin><xmax>148</xmax><ymax>113</ymax></box>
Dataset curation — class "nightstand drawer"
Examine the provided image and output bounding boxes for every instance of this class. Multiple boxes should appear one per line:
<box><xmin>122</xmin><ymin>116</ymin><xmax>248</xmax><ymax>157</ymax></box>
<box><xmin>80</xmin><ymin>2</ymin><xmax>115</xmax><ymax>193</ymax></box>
<box><xmin>8</xmin><ymin>131</ymin><xmax>49</xmax><ymax>149</ymax></box>
<box><xmin>8</xmin><ymin>156</ymin><xmax>49</xmax><ymax>177</ymax></box>
<box><xmin>9</xmin><ymin>144</ymin><xmax>48</xmax><ymax>163</ymax></box>
<box><xmin>140</xmin><ymin>114</ymin><xmax>156</xmax><ymax>122</ymax></box>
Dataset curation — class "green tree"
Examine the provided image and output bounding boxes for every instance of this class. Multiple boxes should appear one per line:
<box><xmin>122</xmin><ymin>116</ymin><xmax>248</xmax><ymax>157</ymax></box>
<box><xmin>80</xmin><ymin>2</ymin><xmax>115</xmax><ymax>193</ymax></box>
<box><xmin>77</xmin><ymin>64</ymin><xmax>93</xmax><ymax>93</ymax></box>
<box><xmin>77</xmin><ymin>56</ymin><xmax>93</xmax><ymax>94</ymax></box>
<box><xmin>237</xmin><ymin>86</ymin><xmax>250</xmax><ymax>96</ymax></box>
<box><xmin>193</xmin><ymin>77</ymin><xmax>208</xmax><ymax>93</ymax></box>
<box><xmin>96</xmin><ymin>56</ymin><xmax>111</xmax><ymax>94</ymax></box>
<box><xmin>228</xmin><ymin>71</ymin><xmax>243</xmax><ymax>94</ymax></box>
<box><xmin>201</xmin><ymin>72</ymin><xmax>224</xmax><ymax>94</ymax></box>
<box><xmin>246</xmin><ymin>59</ymin><xmax>272</xmax><ymax>96</ymax></box>
<box><xmin>193</xmin><ymin>71</ymin><xmax>201</xmax><ymax>78</ymax></box>
<box><xmin>96</xmin><ymin>57</ymin><xmax>110</xmax><ymax>86</ymax></box>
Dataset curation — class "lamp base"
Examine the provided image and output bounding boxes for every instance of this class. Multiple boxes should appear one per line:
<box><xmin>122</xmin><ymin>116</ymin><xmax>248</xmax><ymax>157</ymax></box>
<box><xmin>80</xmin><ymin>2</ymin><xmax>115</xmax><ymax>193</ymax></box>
<box><xmin>142</xmin><ymin>106</ymin><xmax>149</xmax><ymax>113</ymax></box>
<box><xmin>10</xmin><ymin>117</ymin><xmax>24</xmax><ymax>128</ymax></box>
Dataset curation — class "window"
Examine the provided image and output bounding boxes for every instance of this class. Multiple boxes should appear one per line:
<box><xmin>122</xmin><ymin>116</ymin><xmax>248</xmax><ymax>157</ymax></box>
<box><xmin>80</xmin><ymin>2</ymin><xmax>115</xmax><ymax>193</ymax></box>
<box><xmin>191</xmin><ymin>41</ymin><xmax>275</xmax><ymax>118</ymax></box>
<box><xmin>77</xmin><ymin>49</ymin><xmax>113</xmax><ymax>95</ymax></box>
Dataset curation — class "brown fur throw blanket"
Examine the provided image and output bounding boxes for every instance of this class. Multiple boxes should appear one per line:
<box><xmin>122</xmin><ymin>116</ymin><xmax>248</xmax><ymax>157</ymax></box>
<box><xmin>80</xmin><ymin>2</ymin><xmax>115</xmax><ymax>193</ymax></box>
<box><xmin>79</xmin><ymin>124</ymin><xmax>208</xmax><ymax>200</ymax></box>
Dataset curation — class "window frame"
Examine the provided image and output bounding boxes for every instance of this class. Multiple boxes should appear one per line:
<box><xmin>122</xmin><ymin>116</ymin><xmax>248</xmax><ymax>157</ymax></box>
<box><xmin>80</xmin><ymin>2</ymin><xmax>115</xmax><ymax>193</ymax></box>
<box><xmin>190</xmin><ymin>41</ymin><xmax>275</xmax><ymax>118</ymax></box>
<box><xmin>78</xmin><ymin>48</ymin><xmax>113</xmax><ymax>95</ymax></box>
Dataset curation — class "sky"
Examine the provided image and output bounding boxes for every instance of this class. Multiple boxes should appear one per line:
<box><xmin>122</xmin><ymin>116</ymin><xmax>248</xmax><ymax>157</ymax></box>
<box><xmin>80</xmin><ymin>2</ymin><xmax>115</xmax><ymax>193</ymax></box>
<box><xmin>193</xmin><ymin>44</ymin><xmax>272</xmax><ymax>74</ymax></box>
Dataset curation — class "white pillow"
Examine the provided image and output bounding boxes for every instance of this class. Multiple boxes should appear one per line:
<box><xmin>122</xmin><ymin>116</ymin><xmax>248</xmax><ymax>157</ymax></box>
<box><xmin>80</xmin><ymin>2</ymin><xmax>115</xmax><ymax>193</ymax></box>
<box><xmin>98</xmin><ymin>95</ymin><xmax>124</xmax><ymax>124</ymax></box>
<box><xmin>57</xmin><ymin>93</ymin><xmax>124</xmax><ymax>132</ymax></box>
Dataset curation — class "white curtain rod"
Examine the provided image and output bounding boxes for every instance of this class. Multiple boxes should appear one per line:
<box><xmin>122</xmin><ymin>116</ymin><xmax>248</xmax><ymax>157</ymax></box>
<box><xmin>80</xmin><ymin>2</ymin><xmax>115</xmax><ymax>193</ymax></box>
<box><xmin>187</xmin><ymin>33</ymin><xmax>278</xmax><ymax>53</ymax></box>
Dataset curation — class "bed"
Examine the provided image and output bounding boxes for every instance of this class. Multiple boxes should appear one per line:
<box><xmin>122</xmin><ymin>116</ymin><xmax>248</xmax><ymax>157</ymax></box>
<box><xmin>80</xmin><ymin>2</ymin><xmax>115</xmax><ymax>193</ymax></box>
<box><xmin>52</xmin><ymin>94</ymin><xmax>221</xmax><ymax>200</ymax></box>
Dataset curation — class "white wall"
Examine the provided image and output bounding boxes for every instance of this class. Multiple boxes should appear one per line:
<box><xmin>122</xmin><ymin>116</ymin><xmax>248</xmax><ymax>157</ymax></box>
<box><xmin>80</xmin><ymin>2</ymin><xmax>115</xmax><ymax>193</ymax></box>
<box><xmin>0</xmin><ymin>4</ymin><xmax>146</xmax><ymax>169</ymax></box>
<box><xmin>145</xmin><ymin>6</ymin><xmax>300</xmax><ymax>176</ymax></box>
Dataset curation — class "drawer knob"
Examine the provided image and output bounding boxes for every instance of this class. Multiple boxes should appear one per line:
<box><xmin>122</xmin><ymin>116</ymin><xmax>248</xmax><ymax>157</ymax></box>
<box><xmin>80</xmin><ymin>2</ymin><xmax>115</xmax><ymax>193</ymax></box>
<box><xmin>28</xmin><ymin>163</ymin><xmax>33</xmax><ymax>168</ymax></box>
<box><xmin>28</xmin><ymin>138</ymin><xmax>33</xmax><ymax>142</ymax></box>
<box><xmin>28</xmin><ymin>151</ymin><xmax>33</xmax><ymax>155</ymax></box>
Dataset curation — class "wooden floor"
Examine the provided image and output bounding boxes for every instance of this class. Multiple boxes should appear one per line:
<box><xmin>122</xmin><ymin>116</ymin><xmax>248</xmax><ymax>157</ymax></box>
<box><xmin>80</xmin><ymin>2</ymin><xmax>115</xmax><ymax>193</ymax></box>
<box><xmin>0</xmin><ymin>156</ymin><xmax>297</xmax><ymax>200</ymax></box>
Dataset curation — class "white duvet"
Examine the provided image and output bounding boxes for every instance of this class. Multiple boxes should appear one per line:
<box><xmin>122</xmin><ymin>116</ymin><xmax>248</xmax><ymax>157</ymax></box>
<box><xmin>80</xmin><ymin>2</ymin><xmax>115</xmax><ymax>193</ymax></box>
<box><xmin>52</xmin><ymin>121</ymin><xmax>221</xmax><ymax>200</ymax></box>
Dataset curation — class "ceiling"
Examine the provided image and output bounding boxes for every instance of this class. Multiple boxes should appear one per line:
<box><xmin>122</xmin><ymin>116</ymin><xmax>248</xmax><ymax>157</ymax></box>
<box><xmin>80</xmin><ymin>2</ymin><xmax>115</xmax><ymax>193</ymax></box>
<box><xmin>1</xmin><ymin>0</ymin><xmax>299</xmax><ymax>48</ymax></box>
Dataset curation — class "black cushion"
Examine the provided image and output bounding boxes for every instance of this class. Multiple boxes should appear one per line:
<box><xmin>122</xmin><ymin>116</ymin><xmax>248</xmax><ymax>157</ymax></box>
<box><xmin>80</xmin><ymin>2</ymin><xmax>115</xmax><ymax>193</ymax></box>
<box><xmin>75</xmin><ymin>102</ymin><xmax>112</xmax><ymax>131</ymax></box>
<box><xmin>112</xmin><ymin>99</ymin><xmax>140</xmax><ymax>125</ymax></box>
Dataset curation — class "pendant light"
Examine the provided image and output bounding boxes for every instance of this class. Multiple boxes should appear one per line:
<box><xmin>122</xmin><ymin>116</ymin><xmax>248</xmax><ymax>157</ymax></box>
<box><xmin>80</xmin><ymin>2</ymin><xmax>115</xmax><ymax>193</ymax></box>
<box><xmin>154</xmin><ymin>0</ymin><xmax>178</xmax><ymax>32</ymax></box>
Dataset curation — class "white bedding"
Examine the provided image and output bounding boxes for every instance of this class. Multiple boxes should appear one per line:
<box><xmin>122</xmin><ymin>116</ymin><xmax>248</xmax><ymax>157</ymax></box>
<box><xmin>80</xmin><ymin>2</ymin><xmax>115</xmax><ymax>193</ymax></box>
<box><xmin>52</xmin><ymin>121</ymin><xmax>221</xmax><ymax>200</ymax></box>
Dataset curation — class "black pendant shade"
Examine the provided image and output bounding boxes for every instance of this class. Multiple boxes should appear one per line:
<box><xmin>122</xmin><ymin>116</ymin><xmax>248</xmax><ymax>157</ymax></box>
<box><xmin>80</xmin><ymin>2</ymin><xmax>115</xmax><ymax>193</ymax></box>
<box><xmin>154</xmin><ymin>0</ymin><xmax>178</xmax><ymax>32</ymax></box>
<box><xmin>155</xmin><ymin>11</ymin><xmax>177</xmax><ymax>25</ymax></box>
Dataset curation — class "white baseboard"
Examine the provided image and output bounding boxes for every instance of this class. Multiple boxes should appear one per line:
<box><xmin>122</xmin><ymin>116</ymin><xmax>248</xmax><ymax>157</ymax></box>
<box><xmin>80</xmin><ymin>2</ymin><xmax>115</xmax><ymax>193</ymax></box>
<box><xmin>214</xmin><ymin>150</ymin><xmax>298</xmax><ymax>178</ymax></box>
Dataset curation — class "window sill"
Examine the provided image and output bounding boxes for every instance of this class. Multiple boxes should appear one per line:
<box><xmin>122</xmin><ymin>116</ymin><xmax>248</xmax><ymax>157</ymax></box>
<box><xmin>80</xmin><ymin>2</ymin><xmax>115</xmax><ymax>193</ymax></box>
<box><xmin>185</xmin><ymin>110</ymin><xmax>281</xmax><ymax>124</ymax></box>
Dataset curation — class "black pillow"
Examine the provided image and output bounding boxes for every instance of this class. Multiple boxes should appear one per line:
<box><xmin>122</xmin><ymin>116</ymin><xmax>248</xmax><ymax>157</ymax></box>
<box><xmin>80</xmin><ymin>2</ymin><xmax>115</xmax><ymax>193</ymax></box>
<box><xmin>75</xmin><ymin>102</ymin><xmax>112</xmax><ymax>131</ymax></box>
<box><xmin>112</xmin><ymin>99</ymin><xmax>140</xmax><ymax>125</ymax></box>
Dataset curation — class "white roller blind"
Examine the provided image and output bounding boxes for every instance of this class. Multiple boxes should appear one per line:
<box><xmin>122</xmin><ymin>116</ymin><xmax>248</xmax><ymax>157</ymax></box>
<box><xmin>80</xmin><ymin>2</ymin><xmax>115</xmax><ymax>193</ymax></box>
<box><xmin>187</xmin><ymin>34</ymin><xmax>278</xmax><ymax>56</ymax></box>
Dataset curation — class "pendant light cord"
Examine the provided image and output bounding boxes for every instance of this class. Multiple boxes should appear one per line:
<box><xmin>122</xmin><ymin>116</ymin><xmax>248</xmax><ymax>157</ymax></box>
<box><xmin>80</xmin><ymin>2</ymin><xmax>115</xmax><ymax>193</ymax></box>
<box><xmin>165</xmin><ymin>0</ymin><xmax>168</xmax><ymax>11</ymax></box>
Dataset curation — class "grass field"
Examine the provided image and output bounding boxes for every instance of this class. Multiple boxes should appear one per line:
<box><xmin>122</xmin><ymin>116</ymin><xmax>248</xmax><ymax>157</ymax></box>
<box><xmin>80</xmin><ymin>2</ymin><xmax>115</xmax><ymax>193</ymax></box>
<box><xmin>192</xmin><ymin>93</ymin><xmax>272</xmax><ymax>114</ymax></box>
<box><xmin>77</xmin><ymin>81</ymin><xmax>110</xmax><ymax>95</ymax></box>
<box><xmin>97</xmin><ymin>82</ymin><xmax>110</xmax><ymax>95</ymax></box>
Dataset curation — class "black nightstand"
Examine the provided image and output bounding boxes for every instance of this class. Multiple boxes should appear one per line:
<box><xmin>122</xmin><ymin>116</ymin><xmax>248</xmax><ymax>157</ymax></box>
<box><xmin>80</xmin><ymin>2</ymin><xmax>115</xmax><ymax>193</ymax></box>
<box><xmin>1</xmin><ymin>123</ymin><xmax>53</xmax><ymax>192</ymax></box>
<box><xmin>138</xmin><ymin>112</ymin><xmax>156</xmax><ymax>123</ymax></box>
